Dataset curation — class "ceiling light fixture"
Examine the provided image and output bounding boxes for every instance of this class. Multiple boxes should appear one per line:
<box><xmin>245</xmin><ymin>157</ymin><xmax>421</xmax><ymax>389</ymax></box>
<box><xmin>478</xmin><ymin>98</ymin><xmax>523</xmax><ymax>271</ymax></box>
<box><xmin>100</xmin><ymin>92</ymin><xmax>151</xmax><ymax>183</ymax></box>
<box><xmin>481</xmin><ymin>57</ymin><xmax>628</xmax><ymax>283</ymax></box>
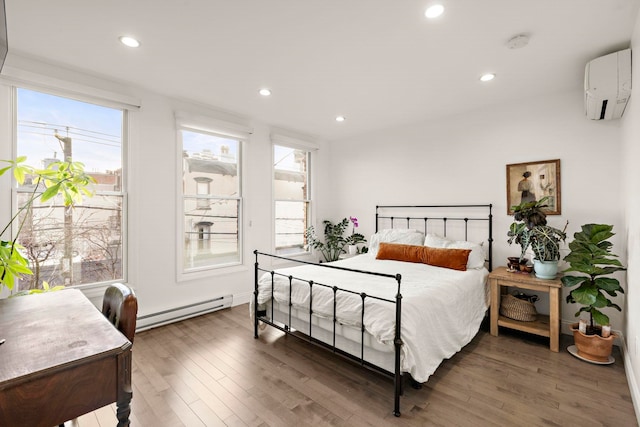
<box><xmin>506</xmin><ymin>34</ymin><xmax>530</xmax><ymax>50</ymax></box>
<box><xmin>425</xmin><ymin>4</ymin><xmax>445</xmax><ymax>19</ymax></box>
<box><xmin>480</xmin><ymin>73</ymin><xmax>496</xmax><ymax>82</ymax></box>
<box><xmin>335</xmin><ymin>116</ymin><xmax>346</xmax><ymax>122</ymax></box>
<box><xmin>119</xmin><ymin>36</ymin><xmax>140</xmax><ymax>48</ymax></box>
<box><xmin>259</xmin><ymin>88</ymin><xmax>272</xmax><ymax>96</ymax></box>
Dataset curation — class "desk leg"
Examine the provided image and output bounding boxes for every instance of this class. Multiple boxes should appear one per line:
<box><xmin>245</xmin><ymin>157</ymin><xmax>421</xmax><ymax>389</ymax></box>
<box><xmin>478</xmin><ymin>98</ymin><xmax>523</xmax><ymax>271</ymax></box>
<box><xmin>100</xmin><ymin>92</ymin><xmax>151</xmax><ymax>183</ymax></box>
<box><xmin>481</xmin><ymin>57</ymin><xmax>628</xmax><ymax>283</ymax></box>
<box><xmin>549</xmin><ymin>287</ymin><xmax>560</xmax><ymax>352</ymax></box>
<box><xmin>117</xmin><ymin>395</ymin><xmax>132</xmax><ymax>427</ymax></box>
<box><xmin>117</xmin><ymin>349</ymin><xmax>133</xmax><ymax>427</ymax></box>
<box><xmin>490</xmin><ymin>278</ymin><xmax>499</xmax><ymax>336</ymax></box>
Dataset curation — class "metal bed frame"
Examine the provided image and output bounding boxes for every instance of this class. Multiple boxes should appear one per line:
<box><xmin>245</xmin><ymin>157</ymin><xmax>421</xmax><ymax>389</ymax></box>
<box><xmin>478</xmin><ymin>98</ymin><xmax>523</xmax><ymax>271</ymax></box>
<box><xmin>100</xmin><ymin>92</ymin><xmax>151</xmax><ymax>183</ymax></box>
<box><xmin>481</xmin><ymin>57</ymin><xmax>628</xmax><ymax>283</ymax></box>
<box><xmin>253</xmin><ymin>204</ymin><xmax>493</xmax><ymax>417</ymax></box>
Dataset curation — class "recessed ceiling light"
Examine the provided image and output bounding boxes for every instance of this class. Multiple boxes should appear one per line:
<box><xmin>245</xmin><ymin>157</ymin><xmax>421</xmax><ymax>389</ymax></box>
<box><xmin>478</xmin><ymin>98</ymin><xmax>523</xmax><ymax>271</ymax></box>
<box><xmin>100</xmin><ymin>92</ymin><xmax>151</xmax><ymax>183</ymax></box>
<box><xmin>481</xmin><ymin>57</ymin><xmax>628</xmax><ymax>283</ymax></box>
<box><xmin>480</xmin><ymin>73</ymin><xmax>496</xmax><ymax>82</ymax></box>
<box><xmin>425</xmin><ymin>4</ymin><xmax>445</xmax><ymax>19</ymax></box>
<box><xmin>119</xmin><ymin>36</ymin><xmax>140</xmax><ymax>48</ymax></box>
<box><xmin>335</xmin><ymin>116</ymin><xmax>346</xmax><ymax>122</ymax></box>
<box><xmin>259</xmin><ymin>88</ymin><xmax>272</xmax><ymax>96</ymax></box>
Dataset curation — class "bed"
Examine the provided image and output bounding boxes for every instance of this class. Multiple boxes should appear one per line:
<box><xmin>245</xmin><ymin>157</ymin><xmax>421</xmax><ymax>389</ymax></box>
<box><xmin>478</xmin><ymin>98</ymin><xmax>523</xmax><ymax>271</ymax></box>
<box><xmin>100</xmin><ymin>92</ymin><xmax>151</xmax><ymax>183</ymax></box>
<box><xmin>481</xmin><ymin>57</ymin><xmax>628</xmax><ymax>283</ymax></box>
<box><xmin>252</xmin><ymin>204</ymin><xmax>493</xmax><ymax>416</ymax></box>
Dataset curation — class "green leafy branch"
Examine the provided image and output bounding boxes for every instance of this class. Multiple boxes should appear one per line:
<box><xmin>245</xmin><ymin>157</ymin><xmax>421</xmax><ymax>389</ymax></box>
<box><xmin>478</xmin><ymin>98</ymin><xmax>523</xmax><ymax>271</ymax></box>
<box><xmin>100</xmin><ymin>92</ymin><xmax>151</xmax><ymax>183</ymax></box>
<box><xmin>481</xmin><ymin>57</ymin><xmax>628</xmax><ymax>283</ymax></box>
<box><xmin>0</xmin><ymin>157</ymin><xmax>95</xmax><ymax>292</ymax></box>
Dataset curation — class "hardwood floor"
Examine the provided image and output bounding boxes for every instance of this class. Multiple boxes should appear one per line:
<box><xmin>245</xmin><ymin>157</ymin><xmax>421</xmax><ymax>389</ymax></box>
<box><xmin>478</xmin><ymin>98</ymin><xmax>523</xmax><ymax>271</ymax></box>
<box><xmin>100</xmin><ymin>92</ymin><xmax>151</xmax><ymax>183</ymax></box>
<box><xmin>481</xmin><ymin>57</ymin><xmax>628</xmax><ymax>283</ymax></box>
<box><xmin>74</xmin><ymin>304</ymin><xmax>637</xmax><ymax>426</ymax></box>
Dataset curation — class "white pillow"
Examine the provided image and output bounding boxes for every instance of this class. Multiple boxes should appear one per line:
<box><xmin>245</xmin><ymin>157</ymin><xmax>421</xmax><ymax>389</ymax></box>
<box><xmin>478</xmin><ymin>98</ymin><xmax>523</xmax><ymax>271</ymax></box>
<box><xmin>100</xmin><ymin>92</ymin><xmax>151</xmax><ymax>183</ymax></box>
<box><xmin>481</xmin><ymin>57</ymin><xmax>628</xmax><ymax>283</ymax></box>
<box><xmin>424</xmin><ymin>233</ymin><xmax>486</xmax><ymax>269</ymax></box>
<box><xmin>368</xmin><ymin>229</ymin><xmax>425</xmax><ymax>257</ymax></box>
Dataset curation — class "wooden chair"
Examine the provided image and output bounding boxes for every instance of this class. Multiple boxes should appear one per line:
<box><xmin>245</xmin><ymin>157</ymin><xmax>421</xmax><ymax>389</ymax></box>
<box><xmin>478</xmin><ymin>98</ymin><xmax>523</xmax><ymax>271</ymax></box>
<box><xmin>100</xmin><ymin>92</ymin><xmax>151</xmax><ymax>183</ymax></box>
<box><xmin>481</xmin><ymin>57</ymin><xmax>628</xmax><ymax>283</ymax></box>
<box><xmin>59</xmin><ymin>284</ymin><xmax>137</xmax><ymax>427</ymax></box>
<box><xmin>102</xmin><ymin>283</ymin><xmax>138</xmax><ymax>343</ymax></box>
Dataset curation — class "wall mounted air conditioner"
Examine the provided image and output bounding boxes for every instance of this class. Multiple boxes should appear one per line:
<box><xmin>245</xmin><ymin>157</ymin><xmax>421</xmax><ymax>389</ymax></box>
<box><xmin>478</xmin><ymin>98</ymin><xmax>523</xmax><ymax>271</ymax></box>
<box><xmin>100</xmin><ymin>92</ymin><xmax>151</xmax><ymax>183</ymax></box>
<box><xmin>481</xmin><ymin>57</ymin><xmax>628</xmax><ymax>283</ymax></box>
<box><xmin>584</xmin><ymin>48</ymin><xmax>631</xmax><ymax>120</ymax></box>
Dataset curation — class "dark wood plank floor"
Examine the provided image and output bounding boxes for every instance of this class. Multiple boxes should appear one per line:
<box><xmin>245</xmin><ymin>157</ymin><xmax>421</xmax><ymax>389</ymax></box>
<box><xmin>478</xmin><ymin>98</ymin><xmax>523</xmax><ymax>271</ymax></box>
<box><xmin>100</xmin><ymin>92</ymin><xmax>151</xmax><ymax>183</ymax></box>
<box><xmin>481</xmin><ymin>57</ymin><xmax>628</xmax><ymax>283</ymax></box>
<box><xmin>75</xmin><ymin>304</ymin><xmax>637</xmax><ymax>426</ymax></box>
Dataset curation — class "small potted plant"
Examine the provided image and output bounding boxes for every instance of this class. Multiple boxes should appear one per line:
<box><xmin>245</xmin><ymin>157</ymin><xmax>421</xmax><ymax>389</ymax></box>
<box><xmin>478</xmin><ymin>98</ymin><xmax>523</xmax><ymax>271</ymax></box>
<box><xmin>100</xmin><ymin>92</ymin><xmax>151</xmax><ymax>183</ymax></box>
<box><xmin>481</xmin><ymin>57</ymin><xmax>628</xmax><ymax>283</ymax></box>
<box><xmin>344</xmin><ymin>216</ymin><xmax>366</xmax><ymax>254</ymax></box>
<box><xmin>562</xmin><ymin>223</ymin><xmax>625</xmax><ymax>363</ymax></box>
<box><xmin>507</xmin><ymin>197</ymin><xmax>567</xmax><ymax>279</ymax></box>
<box><xmin>305</xmin><ymin>217</ymin><xmax>367</xmax><ymax>262</ymax></box>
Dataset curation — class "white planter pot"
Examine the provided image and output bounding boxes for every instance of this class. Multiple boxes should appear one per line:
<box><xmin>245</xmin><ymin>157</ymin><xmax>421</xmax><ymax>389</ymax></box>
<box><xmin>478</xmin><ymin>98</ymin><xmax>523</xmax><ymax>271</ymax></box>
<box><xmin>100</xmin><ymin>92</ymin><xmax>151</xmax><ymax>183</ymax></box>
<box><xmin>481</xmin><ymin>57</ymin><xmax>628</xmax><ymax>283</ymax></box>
<box><xmin>533</xmin><ymin>259</ymin><xmax>558</xmax><ymax>279</ymax></box>
<box><xmin>347</xmin><ymin>245</ymin><xmax>358</xmax><ymax>255</ymax></box>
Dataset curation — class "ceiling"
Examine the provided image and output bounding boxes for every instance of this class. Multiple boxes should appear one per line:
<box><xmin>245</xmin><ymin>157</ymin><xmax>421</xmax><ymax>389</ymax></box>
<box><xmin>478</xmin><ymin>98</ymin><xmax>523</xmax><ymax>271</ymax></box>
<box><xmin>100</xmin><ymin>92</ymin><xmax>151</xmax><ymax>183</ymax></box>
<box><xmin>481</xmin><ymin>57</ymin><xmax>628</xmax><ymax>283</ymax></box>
<box><xmin>4</xmin><ymin>0</ymin><xmax>639</xmax><ymax>141</ymax></box>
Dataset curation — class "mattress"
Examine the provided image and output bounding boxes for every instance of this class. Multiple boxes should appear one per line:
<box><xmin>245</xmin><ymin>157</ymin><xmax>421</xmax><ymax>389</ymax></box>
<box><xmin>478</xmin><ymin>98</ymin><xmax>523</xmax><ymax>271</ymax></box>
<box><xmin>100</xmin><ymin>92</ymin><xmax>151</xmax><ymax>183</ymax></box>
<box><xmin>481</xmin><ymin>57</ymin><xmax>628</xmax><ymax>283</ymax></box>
<box><xmin>255</xmin><ymin>254</ymin><xmax>489</xmax><ymax>383</ymax></box>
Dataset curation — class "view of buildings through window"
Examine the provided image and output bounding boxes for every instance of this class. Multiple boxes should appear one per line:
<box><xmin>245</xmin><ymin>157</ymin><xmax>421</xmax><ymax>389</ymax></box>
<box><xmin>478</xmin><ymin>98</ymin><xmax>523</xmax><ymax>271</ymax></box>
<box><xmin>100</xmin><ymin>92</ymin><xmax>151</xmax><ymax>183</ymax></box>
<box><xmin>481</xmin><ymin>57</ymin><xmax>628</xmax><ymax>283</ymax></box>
<box><xmin>13</xmin><ymin>89</ymin><xmax>308</xmax><ymax>286</ymax></box>
<box><xmin>15</xmin><ymin>88</ymin><xmax>125</xmax><ymax>290</ymax></box>
<box><xmin>181</xmin><ymin>129</ymin><xmax>241</xmax><ymax>271</ymax></box>
<box><xmin>274</xmin><ymin>145</ymin><xmax>310</xmax><ymax>255</ymax></box>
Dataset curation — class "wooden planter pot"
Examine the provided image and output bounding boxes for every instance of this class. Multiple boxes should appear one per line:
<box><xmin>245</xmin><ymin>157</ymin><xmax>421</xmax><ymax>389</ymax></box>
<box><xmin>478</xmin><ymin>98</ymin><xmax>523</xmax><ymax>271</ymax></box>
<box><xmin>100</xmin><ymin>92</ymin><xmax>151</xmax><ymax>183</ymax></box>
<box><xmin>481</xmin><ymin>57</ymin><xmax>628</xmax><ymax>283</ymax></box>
<box><xmin>570</xmin><ymin>323</ymin><xmax>615</xmax><ymax>363</ymax></box>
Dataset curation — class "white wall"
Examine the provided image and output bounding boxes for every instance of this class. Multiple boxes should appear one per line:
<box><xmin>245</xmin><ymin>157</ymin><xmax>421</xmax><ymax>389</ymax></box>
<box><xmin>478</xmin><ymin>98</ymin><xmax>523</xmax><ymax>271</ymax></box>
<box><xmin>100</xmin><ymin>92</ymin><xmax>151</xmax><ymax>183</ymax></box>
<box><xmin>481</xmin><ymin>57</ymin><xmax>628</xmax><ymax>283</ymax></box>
<box><xmin>327</xmin><ymin>88</ymin><xmax>625</xmax><ymax>333</ymax></box>
<box><xmin>622</xmin><ymin>5</ymin><xmax>640</xmax><ymax>421</ymax></box>
<box><xmin>0</xmin><ymin>55</ymin><xmax>329</xmax><ymax>315</ymax></box>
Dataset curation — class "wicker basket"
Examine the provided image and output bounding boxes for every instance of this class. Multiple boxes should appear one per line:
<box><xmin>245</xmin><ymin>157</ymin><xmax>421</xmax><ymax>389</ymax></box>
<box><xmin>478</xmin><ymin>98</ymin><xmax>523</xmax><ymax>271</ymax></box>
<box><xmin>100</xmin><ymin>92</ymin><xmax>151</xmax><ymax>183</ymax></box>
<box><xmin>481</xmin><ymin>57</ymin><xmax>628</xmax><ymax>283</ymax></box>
<box><xmin>500</xmin><ymin>293</ymin><xmax>538</xmax><ymax>322</ymax></box>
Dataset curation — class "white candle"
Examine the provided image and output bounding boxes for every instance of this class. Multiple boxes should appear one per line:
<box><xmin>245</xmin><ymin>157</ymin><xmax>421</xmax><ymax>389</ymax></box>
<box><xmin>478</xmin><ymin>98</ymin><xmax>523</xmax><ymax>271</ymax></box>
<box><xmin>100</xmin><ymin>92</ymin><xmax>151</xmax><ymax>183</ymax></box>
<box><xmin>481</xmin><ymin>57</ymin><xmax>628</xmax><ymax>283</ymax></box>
<box><xmin>579</xmin><ymin>319</ymin><xmax>587</xmax><ymax>333</ymax></box>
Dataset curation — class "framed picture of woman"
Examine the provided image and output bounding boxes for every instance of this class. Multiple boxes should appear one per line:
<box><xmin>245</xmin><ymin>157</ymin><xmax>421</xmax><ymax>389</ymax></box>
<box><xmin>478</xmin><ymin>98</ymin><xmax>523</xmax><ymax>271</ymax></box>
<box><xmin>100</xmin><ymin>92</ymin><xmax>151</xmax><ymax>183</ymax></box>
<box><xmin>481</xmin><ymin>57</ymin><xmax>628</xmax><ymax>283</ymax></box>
<box><xmin>506</xmin><ymin>159</ymin><xmax>561</xmax><ymax>215</ymax></box>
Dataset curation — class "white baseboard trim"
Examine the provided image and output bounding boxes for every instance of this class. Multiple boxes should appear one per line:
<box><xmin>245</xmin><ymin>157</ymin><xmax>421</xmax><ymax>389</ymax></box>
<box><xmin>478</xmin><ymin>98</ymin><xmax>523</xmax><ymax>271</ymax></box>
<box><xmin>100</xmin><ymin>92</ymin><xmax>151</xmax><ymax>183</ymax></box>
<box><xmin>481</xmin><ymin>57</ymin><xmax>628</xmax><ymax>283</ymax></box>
<box><xmin>621</xmin><ymin>335</ymin><xmax>640</xmax><ymax>426</ymax></box>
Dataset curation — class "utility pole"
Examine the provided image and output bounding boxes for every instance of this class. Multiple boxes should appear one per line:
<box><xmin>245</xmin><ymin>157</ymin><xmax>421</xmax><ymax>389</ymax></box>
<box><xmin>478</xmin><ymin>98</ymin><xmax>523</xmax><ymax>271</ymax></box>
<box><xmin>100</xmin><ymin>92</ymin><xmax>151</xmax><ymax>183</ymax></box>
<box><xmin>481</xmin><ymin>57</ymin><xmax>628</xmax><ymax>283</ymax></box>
<box><xmin>55</xmin><ymin>130</ymin><xmax>73</xmax><ymax>286</ymax></box>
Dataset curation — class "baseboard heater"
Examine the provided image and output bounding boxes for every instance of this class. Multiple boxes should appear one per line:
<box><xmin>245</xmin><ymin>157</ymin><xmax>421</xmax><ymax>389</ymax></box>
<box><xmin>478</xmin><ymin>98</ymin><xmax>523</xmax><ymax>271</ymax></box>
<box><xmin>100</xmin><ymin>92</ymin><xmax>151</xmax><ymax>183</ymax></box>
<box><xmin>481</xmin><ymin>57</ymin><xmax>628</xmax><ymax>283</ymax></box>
<box><xmin>136</xmin><ymin>295</ymin><xmax>232</xmax><ymax>332</ymax></box>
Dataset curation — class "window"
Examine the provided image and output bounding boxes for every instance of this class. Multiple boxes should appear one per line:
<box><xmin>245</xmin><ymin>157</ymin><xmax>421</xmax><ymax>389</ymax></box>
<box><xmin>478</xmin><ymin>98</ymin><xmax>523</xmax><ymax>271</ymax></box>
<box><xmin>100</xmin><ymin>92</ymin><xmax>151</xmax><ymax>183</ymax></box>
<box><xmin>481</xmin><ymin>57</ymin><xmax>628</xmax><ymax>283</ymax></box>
<box><xmin>14</xmin><ymin>87</ymin><xmax>126</xmax><ymax>290</ymax></box>
<box><xmin>180</xmin><ymin>129</ymin><xmax>242</xmax><ymax>271</ymax></box>
<box><xmin>273</xmin><ymin>144</ymin><xmax>310</xmax><ymax>255</ymax></box>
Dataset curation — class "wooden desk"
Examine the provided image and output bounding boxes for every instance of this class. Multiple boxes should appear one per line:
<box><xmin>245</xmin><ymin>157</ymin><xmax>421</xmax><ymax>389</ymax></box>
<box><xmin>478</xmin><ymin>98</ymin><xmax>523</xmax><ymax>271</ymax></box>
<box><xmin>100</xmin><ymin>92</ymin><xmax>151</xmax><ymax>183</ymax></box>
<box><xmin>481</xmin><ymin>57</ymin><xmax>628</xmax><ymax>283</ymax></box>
<box><xmin>0</xmin><ymin>289</ymin><xmax>132</xmax><ymax>427</ymax></box>
<box><xmin>489</xmin><ymin>266</ymin><xmax>562</xmax><ymax>352</ymax></box>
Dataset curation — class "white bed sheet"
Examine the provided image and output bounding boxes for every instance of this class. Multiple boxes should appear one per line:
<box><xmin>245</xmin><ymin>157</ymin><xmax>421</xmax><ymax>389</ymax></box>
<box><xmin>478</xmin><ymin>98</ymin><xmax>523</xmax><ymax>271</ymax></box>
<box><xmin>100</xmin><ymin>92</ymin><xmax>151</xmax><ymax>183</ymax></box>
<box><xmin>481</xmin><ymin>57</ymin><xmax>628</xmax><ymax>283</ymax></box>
<box><xmin>256</xmin><ymin>254</ymin><xmax>489</xmax><ymax>383</ymax></box>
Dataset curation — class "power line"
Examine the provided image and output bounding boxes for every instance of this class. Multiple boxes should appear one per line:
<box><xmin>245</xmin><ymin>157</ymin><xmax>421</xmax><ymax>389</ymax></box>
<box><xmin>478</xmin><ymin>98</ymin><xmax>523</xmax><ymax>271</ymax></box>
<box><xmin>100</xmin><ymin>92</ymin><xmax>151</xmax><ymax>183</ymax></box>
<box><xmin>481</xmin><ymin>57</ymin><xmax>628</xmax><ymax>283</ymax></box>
<box><xmin>18</xmin><ymin>123</ymin><xmax>120</xmax><ymax>145</ymax></box>
<box><xmin>19</xmin><ymin>120</ymin><xmax>120</xmax><ymax>139</ymax></box>
<box><xmin>18</xmin><ymin>130</ymin><xmax>121</xmax><ymax>149</ymax></box>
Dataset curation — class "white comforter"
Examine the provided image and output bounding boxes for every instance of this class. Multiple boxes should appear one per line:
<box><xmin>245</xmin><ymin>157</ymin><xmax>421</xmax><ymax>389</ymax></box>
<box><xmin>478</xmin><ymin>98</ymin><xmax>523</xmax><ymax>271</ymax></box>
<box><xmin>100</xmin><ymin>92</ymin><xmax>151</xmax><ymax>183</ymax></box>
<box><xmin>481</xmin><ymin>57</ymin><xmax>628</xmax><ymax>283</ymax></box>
<box><xmin>256</xmin><ymin>255</ymin><xmax>489</xmax><ymax>383</ymax></box>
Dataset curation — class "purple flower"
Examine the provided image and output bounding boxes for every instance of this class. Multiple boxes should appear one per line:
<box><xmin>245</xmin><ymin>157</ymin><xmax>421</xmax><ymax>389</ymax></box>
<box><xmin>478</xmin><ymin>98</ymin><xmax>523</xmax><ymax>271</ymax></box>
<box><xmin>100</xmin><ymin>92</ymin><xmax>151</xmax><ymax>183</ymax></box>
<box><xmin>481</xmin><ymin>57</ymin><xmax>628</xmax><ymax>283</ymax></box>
<box><xmin>349</xmin><ymin>216</ymin><xmax>358</xmax><ymax>228</ymax></box>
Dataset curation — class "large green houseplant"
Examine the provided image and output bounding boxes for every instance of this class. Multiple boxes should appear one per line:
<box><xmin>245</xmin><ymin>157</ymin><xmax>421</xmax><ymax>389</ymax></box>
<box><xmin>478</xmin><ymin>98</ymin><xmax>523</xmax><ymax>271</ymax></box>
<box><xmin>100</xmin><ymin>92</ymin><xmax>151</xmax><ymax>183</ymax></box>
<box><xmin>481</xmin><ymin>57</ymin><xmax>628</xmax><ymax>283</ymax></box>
<box><xmin>507</xmin><ymin>197</ymin><xmax>567</xmax><ymax>279</ymax></box>
<box><xmin>0</xmin><ymin>157</ymin><xmax>94</xmax><ymax>293</ymax></box>
<box><xmin>562</xmin><ymin>224</ymin><xmax>625</xmax><ymax>328</ymax></box>
<box><xmin>562</xmin><ymin>224</ymin><xmax>625</xmax><ymax>363</ymax></box>
<box><xmin>305</xmin><ymin>217</ymin><xmax>366</xmax><ymax>262</ymax></box>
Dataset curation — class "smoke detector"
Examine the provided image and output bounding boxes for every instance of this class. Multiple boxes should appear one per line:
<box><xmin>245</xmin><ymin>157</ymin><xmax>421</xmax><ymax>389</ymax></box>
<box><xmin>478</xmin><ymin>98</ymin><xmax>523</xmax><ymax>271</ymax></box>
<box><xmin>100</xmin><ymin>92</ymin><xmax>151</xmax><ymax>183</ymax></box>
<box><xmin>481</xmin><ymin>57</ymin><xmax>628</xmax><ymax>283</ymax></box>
<box><xmin>506</xmin><ymin>34</ymin><xmax>530</xmax><ymax>49</ymax></box>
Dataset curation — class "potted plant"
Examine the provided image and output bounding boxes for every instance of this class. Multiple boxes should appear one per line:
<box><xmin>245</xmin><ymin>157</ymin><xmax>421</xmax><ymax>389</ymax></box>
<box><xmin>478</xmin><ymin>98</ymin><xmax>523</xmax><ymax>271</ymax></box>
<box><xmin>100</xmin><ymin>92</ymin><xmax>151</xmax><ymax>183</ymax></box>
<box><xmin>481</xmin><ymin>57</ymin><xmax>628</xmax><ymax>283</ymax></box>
<box><xmin>507</xmin><ymin>197</ymin><xmax>567</xmax><ymax>279</ymax></box>
<box><xmin>305</xmin><ymin>217</ymin><xmax>367</xmax><ymax>262</ymax></box>
<box><xmin>344</xmin><ymin>216</ymin><xmax>366</xmax><ymax>254</ymax></box>
<box><xmin>0</xmin><ymin>157</ymin><xmax>94</xmax><ymax>293</ymax></box>
<box><xmin>562</xmin><ymin>223</ymin><xmax>625</xmax><ymax>363</ymax></box>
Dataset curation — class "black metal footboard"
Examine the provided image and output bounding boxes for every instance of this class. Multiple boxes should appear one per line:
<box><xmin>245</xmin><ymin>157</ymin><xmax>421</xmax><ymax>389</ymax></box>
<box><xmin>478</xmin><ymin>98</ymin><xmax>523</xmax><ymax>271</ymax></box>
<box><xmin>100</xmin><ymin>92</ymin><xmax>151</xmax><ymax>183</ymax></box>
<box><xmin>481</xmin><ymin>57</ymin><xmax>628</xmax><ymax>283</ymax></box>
<box><xmin>253</xmin><ymin>250</ymin><xmax>404</xmax><ymax>417</ymax></box>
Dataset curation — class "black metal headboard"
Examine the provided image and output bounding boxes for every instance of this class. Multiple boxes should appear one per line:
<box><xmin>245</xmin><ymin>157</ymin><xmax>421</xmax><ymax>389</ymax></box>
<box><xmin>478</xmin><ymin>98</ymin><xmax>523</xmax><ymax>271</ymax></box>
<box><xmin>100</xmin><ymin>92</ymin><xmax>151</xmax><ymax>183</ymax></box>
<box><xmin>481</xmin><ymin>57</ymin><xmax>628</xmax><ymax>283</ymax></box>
<box><xmin>375</xmin><ymin>204</ymin><xmax>493</xmax><ymax>271</ymax></box>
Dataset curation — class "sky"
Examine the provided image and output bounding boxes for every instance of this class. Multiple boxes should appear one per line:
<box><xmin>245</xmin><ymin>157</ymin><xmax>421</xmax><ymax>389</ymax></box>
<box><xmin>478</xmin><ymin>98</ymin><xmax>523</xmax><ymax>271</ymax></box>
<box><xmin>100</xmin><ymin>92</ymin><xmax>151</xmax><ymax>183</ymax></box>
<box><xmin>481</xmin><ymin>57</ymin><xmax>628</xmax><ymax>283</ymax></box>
<box><xmin>17</xmin><ymin>88</ymin><xmax>301</xmax><ymax>174</ymax></box>
<box><xmin>17</xmin><ymin>88</ymin><xmax>122</xmax><ymax>173</ymax></box>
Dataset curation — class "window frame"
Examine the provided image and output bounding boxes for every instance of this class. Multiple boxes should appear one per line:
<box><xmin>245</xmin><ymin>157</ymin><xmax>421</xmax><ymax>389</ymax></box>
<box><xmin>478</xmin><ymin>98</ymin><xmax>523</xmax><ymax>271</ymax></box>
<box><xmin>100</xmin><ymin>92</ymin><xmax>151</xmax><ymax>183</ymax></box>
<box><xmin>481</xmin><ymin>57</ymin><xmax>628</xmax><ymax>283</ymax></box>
<box><xmin>176</xmin><ymin>123</ymin><xmax>245</xmax><ymax>280</ymax></box>
<box><xmin>272</xmin><ymin>141</ymin><xmax>315</xmax><ymax>257</ymax></box>
<box><xmin>11</xmin><ymin>85</ymin><xmax>129</xmax><ymax>289</ymax></box>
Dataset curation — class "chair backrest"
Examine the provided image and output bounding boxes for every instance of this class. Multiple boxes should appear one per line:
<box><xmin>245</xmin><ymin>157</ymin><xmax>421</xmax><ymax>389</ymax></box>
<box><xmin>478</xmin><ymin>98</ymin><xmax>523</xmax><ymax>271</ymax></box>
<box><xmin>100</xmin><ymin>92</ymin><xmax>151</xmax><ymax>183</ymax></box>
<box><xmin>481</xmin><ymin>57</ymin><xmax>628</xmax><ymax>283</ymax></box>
<box><xmin>102</xmin><ymin>283</ymin><xmax>138</xmax><ymax>343</ymax></box>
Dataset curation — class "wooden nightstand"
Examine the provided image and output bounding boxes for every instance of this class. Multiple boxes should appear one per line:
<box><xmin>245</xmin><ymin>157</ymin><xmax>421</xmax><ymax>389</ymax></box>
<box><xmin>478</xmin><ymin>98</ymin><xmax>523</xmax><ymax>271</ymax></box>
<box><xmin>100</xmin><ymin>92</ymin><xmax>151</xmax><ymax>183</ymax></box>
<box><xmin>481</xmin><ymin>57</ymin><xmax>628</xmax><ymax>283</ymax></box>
<box><xmin>489</xmin><ymin>266</ymin><xmax>562</xmax><ymax>352</ymax></box>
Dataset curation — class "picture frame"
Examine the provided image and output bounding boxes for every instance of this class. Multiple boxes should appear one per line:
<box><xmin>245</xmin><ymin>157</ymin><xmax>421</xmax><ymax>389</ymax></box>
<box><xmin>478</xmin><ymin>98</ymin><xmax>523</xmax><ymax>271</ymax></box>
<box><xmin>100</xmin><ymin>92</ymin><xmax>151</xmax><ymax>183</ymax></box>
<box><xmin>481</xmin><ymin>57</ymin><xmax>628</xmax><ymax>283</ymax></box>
<box><xmin>506</xmin><ymin>159</ymin><xmax>561</xmax><ymax>215</ymax></box>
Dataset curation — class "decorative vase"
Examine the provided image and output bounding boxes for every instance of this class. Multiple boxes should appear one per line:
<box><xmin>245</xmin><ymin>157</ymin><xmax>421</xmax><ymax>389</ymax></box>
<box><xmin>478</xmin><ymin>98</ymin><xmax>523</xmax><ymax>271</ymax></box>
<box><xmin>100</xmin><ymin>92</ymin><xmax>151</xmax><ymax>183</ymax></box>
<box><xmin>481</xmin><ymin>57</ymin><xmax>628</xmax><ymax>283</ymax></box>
<box><xmin>533</xmin><ymin>259</ymin><xmax>558</xmax><ymax>279</ymax></box>
<box><xmin>570</xmin><ymin>323</ymin><xmax>615</xmax><ymax>363</ymax></box>
<box><xmin>347</xmin><ymin>245</ymin><xmax>357</xmax><ymax>255</ymax></box>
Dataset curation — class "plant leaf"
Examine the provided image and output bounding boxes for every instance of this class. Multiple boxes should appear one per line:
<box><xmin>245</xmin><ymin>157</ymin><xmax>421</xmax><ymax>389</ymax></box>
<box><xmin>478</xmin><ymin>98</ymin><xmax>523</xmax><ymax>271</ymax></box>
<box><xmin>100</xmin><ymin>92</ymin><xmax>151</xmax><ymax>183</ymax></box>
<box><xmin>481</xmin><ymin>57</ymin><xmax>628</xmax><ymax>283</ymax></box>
<box><xmin>570</xmin><ymin>284</ymin><xmax>597</xmax><ymax>306</ymax></box>
<box><xmin>591</xmin><ymin>309</ymin><xmax>610</xmax><ymax>327</ymax></box>
<box><xmin>561</xmin><ymin>275</ymin><xmax>587</xmax><ymax>288</ymax></box>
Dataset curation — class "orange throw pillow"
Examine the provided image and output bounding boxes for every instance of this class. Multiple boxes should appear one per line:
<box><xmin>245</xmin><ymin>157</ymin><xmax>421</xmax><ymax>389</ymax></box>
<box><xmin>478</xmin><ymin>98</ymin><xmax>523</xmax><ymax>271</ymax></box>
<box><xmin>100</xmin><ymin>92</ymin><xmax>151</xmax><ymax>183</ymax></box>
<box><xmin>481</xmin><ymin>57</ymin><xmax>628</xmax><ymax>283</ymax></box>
<box><xmin>376</xmin><ymin>242</ymin><xmax>471</xmax><ymax>271</ymax></box>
